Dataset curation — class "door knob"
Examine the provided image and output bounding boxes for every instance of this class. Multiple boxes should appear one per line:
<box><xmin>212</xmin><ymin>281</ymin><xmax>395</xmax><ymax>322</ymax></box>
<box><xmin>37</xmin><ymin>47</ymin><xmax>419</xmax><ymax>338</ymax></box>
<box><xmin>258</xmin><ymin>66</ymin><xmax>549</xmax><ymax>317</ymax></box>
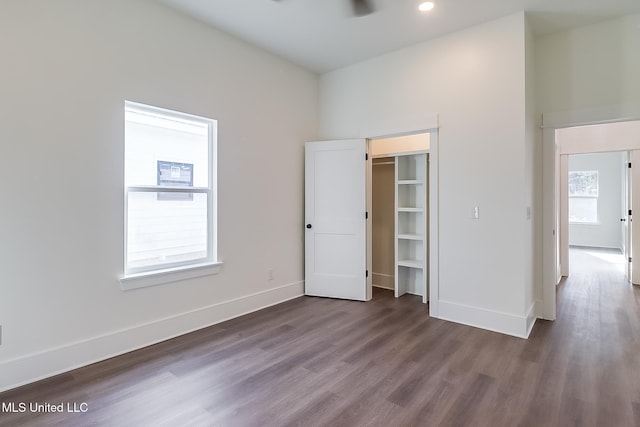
<box><xmin>621</xmin><ymin>218</ymin><xmax>627</xmax><ymax>222</ymax></box>
<box><xmin>306</xmin><ymin>224</ymin><xmax>312</xmax><ymax>229</ymax></box>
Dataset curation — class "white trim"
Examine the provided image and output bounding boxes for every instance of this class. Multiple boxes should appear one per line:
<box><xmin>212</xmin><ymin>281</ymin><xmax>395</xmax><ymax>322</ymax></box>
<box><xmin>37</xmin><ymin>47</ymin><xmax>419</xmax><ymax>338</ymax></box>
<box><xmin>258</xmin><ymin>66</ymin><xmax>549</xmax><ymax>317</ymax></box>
<box><xmin>372</xmin><ymin>149</ymin><xmax>429</xmax><ymax>158</ymax></box>
<box><xmin>358</xmin><ymin>113</ymin><xmax>439</xmax><ymax>139</ymax></box>
<box><xmin>541</xmin><ymin>127</ymin><xmax>558</xmax><ymax>320</ymax></box>
<box><xmin>560</xmin><ymin>155</ymin><xmax>569</xmax><ymax>277</ymax></box>
<box><xmin>428</xmin><ymin>131</ymin><xmax>439</xmax><ymax>310</ymax></box>
<box><xmin>209</xmin><ymin>119</ymin><xmax>218</xmax><ymax>272</ymax></box>
<box><xmin>437</xmin><ymin>300</ymin><xmax>531</xmax><ymax>339</ymax></box>
<box><xmin>526</xmin><ymin>301</ymin><xmax>539</xmax><ymax>337</ymax></box>
<box><xmin>125</xmin><ymin>100</ymin><xmax>215</xmax><ymax>124</ymax></box>
<box><xmin>0</xmin><ymin>281</ymin><xmax>304</xmax><ymax>393</ymax></box>
<box><xmin>120</xmin><ymin>261</ymin><xmax>224</xmax><ymax>290</ymax></box>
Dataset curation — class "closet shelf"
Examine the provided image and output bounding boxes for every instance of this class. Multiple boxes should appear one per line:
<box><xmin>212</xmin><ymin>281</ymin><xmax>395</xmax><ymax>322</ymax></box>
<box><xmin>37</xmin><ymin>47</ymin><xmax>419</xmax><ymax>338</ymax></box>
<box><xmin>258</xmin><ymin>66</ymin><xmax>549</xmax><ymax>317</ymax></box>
<box><xmin>398</xmin><ymin>180</ymin><xmax>424</xmax><ymax>185</ymax></box>
<box><xmin>394</xmin><ymin>152</ymin><xmax>427</xmax><ymax>301</ymax></box>
<box><xmin>398</xmin><ymin>259</ymin><xmax>423</xmax><ymax>269</ymax></box>
<box><xmin>397</xmin><ymin>234</ymin><xmax>423</xmax><ymax>240</ymax></box>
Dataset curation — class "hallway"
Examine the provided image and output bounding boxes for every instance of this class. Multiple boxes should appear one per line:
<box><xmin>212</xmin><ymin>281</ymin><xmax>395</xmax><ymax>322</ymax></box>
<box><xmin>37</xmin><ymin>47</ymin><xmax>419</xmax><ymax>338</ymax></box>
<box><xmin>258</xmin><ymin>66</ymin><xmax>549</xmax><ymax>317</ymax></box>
<box><xmin>562</xmin><ymin>246</ymin><xmax>630</xmax><ymax>321</ymax></box>
<box><xmin>541</xmin><ymin>246</ymin><xmax>640</xmax><ymax>425</ymax></box>
<box><xmin>569</xmin><ymin>246</ymin><xmax>626</xmax><ymax>275</ymax></box>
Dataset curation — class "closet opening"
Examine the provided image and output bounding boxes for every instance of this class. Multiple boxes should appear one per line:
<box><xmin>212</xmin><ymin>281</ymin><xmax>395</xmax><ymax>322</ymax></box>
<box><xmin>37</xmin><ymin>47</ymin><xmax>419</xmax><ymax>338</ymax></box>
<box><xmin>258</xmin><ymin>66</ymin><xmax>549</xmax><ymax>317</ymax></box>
<box><xmin>369</xmin><ymin>132</ymin><xmax>430</xmax><ymax>303</ymax></box>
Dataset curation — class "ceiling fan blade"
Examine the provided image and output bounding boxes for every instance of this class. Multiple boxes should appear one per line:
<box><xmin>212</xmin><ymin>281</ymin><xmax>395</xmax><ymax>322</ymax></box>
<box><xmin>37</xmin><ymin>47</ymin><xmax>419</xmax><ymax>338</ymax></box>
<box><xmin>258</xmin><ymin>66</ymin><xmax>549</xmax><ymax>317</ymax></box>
<box><xmin>351</xmin><ymin>0</ymin><xmax>375</xmax><ymax>17</ymax></box>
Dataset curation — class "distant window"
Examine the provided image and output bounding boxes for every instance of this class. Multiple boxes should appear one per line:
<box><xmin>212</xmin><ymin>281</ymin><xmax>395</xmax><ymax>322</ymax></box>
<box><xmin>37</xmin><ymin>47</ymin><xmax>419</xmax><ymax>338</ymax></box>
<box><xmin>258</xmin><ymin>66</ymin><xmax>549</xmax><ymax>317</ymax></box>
<box><xmin>124</xmin><ymin>101</ymin><xmax>217</xmax><ymax>277</ymax></box>
<box><xmin>568</xmin><ymin>170</ymin><xmax>599</xmax><ymax>224</ymax></box>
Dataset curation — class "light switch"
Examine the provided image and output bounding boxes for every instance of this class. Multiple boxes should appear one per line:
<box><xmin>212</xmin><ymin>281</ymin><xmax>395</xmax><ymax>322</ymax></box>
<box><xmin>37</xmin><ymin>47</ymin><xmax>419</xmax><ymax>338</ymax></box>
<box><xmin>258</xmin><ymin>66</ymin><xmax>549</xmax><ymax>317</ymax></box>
<box><xmin>473</xmin><ymin>206</ymin><xmax>479</xmax><ymax>219</ymax></box>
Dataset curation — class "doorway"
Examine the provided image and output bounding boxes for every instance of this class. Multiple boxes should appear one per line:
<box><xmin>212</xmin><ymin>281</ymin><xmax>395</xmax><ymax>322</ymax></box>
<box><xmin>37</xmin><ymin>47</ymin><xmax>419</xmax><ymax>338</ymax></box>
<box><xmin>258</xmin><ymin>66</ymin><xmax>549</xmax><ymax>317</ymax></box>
<box><xmin>565</xmin><ymin>151</ymin><xmax>628</xmax><ymax>279</ymax></box>
<box><xmin>304</xmin><ymin>126</ymin><xmax>440</xmax><ymax>315</ymax></box>
<box><xmin>542</xmin><ymin>119</ymin><xmax>640</xmax><ymax>321</ymax></box>
<box><xmin>370</xmin><ymin>132</ymin><xmax>430</xmax><ymax>303</ymax></box>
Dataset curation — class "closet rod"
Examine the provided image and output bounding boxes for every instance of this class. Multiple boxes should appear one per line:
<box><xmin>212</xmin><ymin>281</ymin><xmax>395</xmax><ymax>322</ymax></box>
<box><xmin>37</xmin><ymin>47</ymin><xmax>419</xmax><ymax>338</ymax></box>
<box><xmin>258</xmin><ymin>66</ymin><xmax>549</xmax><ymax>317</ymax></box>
<box><xmin>373</xmin><ymin>161</ymin><xmax>395</xmax><ymax>166</ymax></box>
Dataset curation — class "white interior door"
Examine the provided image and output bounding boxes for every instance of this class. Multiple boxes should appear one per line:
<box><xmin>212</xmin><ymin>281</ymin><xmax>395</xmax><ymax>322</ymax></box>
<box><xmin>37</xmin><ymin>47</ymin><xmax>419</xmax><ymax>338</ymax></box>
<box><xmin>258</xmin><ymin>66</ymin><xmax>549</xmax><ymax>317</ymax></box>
<box><xmin>631</xmin><ymin>150</ymin><xmax>640</xmax><ymax>285</ymax></box>
<box><xmin>560</xmin><ymin>155</ymin><xmax>569</xmax><ymax>277</ymax></box>
<box><xmin>623</xmin><ymin>152</ymin><xmax>631</xmax><ymax>281</ymax></box>
<box><xmin>305</xmin><ymin>139</ymin><xmax>368</xmax><ymax>300</ymax></box>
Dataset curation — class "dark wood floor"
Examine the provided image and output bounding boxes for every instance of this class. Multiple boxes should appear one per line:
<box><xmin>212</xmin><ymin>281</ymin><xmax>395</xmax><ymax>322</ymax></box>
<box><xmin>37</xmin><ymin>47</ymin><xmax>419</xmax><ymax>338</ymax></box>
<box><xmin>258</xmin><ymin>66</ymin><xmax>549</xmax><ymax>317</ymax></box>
<box><xmin>2</xmin><ymin>247</ymin><xmax>640</xmax><ymax>426</ymax></box>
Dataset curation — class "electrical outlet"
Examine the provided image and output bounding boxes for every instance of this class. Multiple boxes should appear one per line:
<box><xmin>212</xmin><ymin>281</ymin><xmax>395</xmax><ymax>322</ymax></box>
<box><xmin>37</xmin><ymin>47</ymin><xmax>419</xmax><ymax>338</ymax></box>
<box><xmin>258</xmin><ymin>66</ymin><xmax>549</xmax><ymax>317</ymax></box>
<box><xmin>268</xmin><ymin>269</ymin><xmax>275</xmax><ymax>281</ymax></box>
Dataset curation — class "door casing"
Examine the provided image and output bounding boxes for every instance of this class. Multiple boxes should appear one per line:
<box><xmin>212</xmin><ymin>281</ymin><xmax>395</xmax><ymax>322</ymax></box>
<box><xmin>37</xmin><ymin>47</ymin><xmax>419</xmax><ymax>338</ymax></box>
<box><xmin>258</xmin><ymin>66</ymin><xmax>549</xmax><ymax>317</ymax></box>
<box><xmin>542</xmin><ymin>117</ymin><xmax>640</xmax><ymax>320</ymax></box>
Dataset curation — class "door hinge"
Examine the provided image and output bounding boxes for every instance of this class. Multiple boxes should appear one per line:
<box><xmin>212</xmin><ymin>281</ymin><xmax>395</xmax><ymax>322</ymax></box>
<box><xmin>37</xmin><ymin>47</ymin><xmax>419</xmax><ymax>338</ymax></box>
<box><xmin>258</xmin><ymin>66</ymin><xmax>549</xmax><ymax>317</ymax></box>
<box><xmin>366</xmin><ymin>211</ymin><xmax>369</xmax><ymax>219</ymax></box>
<box><xmin>630</xmin><ymin>209</ymin><xmax>633</xmax><ymax>216</ymax></box>
<box><xmin>365</xmin><ymin>153</ymin><xmax>369</xmax><ymax>161</ymax></box>
<box><xmin>630</xmin><ymin>257</ymin><xmax>633</xmax><ymax>263</ymax></box>
<box><xmin>629</xmin><ymin>162</ymin><xmax>632</xmax><ymax>168</ymax></box>
<box><xmin>366</xmin><ymin>270</ymin><xmax>369</xmax><ymax>278</ymax></box>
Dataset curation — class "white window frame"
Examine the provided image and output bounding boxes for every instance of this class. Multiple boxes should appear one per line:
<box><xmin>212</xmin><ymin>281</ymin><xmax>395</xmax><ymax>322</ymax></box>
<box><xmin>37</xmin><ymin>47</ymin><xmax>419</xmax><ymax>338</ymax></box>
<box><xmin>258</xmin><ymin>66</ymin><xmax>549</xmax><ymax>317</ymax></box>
<box><xmin>568</xmin><ymin>170</ymin><xmax>599</xmax><ymax>225</ymax></box>
<box><xmin>120</xmin><ymin>101</ymin><xmax>221</xmax><ymax>290</ymax></box>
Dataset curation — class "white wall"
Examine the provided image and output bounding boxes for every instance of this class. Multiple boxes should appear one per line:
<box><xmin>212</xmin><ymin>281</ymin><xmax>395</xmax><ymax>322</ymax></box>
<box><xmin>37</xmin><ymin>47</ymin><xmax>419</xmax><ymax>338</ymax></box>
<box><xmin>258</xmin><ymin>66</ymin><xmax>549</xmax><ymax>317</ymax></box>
<box><xmin>568</xmin><ymin>152</ymin><xmax>624</xmax><ymax>249</ymax></box>
<box><xmin>536</xmin><ymin>14</ymin><xmax>640</xmax><ymax>124</ymax></box>
<box><xmin>0</xmin><ymin>0</ymin><xmax>318</xmax><ymax>391</ymax></box>
<box><xmin>524</xmin><ymin>16</ymin><xmax>539</xmax><ymax>332</ymax></box>
<box><xmin>321</xmin><ymin>13</ymin><xmax>532</xmax><ymax>337</ymax></box>
<box><xmin>556</xmin><ymin>121</ymin><xmax>640</xmax><ymax>155</ymax></box>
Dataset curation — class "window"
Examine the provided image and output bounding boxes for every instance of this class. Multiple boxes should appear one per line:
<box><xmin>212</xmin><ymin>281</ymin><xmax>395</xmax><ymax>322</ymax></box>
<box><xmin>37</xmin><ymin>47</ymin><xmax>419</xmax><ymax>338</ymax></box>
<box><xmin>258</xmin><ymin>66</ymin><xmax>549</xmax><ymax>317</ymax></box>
<box><xmin>121</xmin><ymin>101</ymin><xmax>219</xmax><ymax>288</ymax></box>
<box><xmin>568</xmin><ymin>170</ymin><xmax>599</xmax><ymax>224</ymax></box>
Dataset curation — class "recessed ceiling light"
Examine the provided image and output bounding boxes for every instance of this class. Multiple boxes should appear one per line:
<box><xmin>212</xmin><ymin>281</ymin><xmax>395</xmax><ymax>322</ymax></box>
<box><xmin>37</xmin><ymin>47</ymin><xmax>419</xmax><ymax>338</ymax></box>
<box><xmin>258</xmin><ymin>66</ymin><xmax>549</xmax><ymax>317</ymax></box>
<box><xmin>418</xmin><ymin>2</ymin><xmax>435</xmax><ymax>12</ymax></box>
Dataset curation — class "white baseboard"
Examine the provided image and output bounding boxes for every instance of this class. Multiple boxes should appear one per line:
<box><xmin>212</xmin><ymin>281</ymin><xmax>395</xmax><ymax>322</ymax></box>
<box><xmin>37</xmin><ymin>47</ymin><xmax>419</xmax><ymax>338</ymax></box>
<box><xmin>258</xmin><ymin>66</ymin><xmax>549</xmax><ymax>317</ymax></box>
<box><xmin>436</xmin><ymin>300</ymin><xmax>531</xmax><ymax>339</ymax></box>
<box><xmin>526</xmin><ymin>300</ymin><xmax>539</xmax><ymax>338</ymax></box>
<box><xmin>372</xmin><ymin>272</ymin><xmax>394</xmax><ymax>290</ymax></box>
<box><xmin>0</xmin><ymin>281</ymin><xmax>304</xmax><ymax>393</ymax></box>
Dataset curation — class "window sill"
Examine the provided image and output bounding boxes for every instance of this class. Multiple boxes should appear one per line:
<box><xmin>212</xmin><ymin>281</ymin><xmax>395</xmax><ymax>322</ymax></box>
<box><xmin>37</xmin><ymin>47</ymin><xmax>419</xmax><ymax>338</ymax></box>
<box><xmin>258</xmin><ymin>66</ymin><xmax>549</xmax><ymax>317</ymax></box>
<box><xmin>119</xmin><ymin>261</ymin><xmax>223</xmax><ymax>291</ymax></box>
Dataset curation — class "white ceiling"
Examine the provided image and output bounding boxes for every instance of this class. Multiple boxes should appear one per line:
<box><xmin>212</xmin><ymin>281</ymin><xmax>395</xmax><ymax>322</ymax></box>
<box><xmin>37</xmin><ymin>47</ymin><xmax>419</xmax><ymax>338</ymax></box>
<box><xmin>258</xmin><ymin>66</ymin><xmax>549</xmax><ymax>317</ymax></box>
<box><xmin>158</xmin><ymin>0</ymin><xmax>640</xmax><ymax>73</ymax></box>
